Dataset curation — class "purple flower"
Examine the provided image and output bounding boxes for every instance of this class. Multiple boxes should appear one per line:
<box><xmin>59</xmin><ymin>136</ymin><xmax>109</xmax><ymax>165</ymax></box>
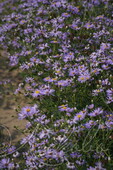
<box><xmin>70</xmin><ymin>23</ymin><xmax>80</xmax><ymax>30</ymax></box>
<box><xmin>92</xmin><ymin>88</ymin><xmax>103</xmax><ymax>96</ymax></box>
<box><xmin>20</xmin><ymin>20</ymin><xmax>26</xmax><ymax>25</ymax></box>
<box><xmin>41</xmin><ymin>88</ymin><xmax>55</xmax><ymax>96</ymax></box>
<box><xmin>9</xmin><ymin>55</ymin><xmax>19</xmax><ymax>66</ymax></box>
<box><xmin>62</xmin><ymin>13</ymin><xmax>71</xmax><ymax>18</ymax></box>
<box><xmin>84</xmin><ymin>23</ymin><xmax>95</xmax><ymax>29</ymax></box>
<box><xmin>101</xmin><ymin>64</ymin><xmax>110</xmax><ymax>70</ymax></box>
<box><xmin>70</xmin><ymin>152</ymin><xmax>82</xmax><ymax>158</ymax></box>
<box><xmin>30</xmin><ymin>57</ymin><xmax>41</xmax><ymax>64</ymax></box>
<box><xmin>18</xmin><ymin>104</ymin><xmax>38</xmax><ymax>119</ymax></box>
<box><xmin>56</xmin><ymin>79</ymin><xmax>72</xmax><ymax>87</ymax></box>
<box><xmin>105</xmin><ymin>120</ymin><xmax>113</xmax><ymax>129</ymax></box>
<box><xmin>39</xmin><ymin>129</ymin><xmax>53</xmax><ymax>139</ymax></box>
<box><xmin>106</xmin><ymin>88</ymin><xmax>113</xmax><ymax>104</ymax></box>
<box><xmin>92</xmin><ymin>0</ymin><xmax>100</xmax><ymax>5</ymax></box>
<box><xmin>78</xmin><ymin>73</ymin><xmax>91</xmax><ymax>83</ymax></box>
<box><xmin>68</xmin><ymin>5</ymin><xmax>79</xmax><ymax>14</ymax></box>
<box><xmin>85</xmin><ymin>120</ymin><xmax>97</xmax><ymax>128</ymax></box>
<box><xmin>32</xmin><ymin>89</ymin><xmax>42</xmax><ymax>97</ymax></box>
<box><xmin>63</xmin><ymin>52</ymin><xmax>75</xmax><ymax>62</ymax></box>
<box><xmin>87</xmin><ymin>162</ymin><xmax>106</xmax><ymax>170</ymax></box>
<box><xmin>73</xmin><ymin>110</ymin><xmax>86</xmax><ymax>123</ymax></box>
<box><xmin>67</xmin><ymin>162</ymin><xmax>76</xmax><ymax>169</ymax></box>
<box><xmin>50</xmin><ymin>40</ymin><xmax>59</xmax><ymax>44</ymax></box>
<box><xmin>0</xmin><ymin>158</ymin><xmax>14</xmax><ymax>169</ymax></box>
<box><xmin>88</xmin><ymin>108</ymin><xmax>103</xmax><ymax>117</ymax></box>
<box><xmin>7</xmin><ymin>146</ymin><xmax>16</xmax><ymax>154</ymax></box>
<box><xmin>88</xmin><ymin>104</ymin><xmax>94</xmax><ymax>109</ymax></box>
<box><xmin>100</xmin><ymin>43</ymin><xmax>111</xmax><ymax>51</ymax></box>
<box><xmin>58</xmin><ymin>104</ymin><xmax>74</xmax><ymax>112</ymax></box>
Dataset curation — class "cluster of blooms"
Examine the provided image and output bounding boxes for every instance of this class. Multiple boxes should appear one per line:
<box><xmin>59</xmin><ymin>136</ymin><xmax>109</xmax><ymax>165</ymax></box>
<box><xmin>0</xmin><ymin>0</ymin><xmax>113</xmax><ymax>169</ymax></box>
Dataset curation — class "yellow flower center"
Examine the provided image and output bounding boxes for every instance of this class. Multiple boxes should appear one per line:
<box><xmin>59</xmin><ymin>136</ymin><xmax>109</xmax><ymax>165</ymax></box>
<box><xmin>69</xmin><ymin>53</ymin><xmax>73</xmax><ymax>55</ymax></box>
<box><xmin>87</xmin><ymin>24</ymin><xmax>91</xmax><ymax>28</ymax></box>
<box><xmin>64</xmin><ymin>13</ymin><xmax>68</xmax><ymax>15</ymax></box>
<box><xmin>52</xmin><ymin>78</ymin><xmax>57</xmax><ymax>80</ymax></box>
<box><xmin>58</xmin><ymin>82</ymin><xmax>62</xmax><ymax>85</ymax></box>
<box><xmin>21</xmin><ymin>20</ymin><xmax>25</xmax><ymax>23</ymax></box>
<box><xmin>27</xmin><ymin>51</ymin><xmax>31</xmax><ymax>54</ymax></box>
<box><xmin>62</xmin><ymin>107</ymin><xmax>67</xmax><ymax>109</ymax></box>
<box><xmin>80</xmin><ymin>66</ymin><xmax>83</xmax><ymax>68</ymax></box>
<box><xmin>80</xmin><ymin>77</ymin><xmax>85</xmax><ymax>80</ymax></box>
<box><xmin>53</xmin><ymin>40</ymin><xmax>57</xmax><ymax>43</ymax></box>
<box><xmin>93</xmin><ymin>70</ymin><xmax>97</xmax><ymax>73</ymax></box>
<box><xmin>26</xmin><ymin>109</ymin><xmax>30</xmax><ymax>112</ymax></box>
<box><xmin>35</xmin><ymin>90</ymin><xmax>40</xmax><ymax>94</ymax></box>
<box><xmin>46</xmin><ymin>77</ymin><xmax>50</xmax><ymax>80</ymax></box>
<box><xmin>97</xmin><ymin>90</ymin><xmax>100</xmax><ymax>92</ymax></box>
<box><xmin>43</xmin><ymin>158</ymin><xmax>47</xmax><ymax>161</ymax></box>
<box><xmin>77</xmin><ymin>115</ymin><xmax>82</xmax><ymax>118</ymax></box>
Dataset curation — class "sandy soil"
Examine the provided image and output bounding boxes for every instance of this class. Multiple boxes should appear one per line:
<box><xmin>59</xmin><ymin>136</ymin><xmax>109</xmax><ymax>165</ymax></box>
<box><xmin>0</xmin><ymin>50</ymin><xmax>27</xmax><ymax>145</ymax></box>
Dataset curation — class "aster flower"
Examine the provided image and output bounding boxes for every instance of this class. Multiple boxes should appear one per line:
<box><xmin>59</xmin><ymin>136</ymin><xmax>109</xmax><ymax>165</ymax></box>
<box><xmin>84</xmin><ymin>22</ymin><xmax>95</xmax><ymax>29</ymax></box>
<box><xmin>98</xmin><ymin>123</ymin><xmax>106</xmax><ymax>129</ymax></box>
<box><xmin>32</xmin><ymin>89</ymin><xmax>42</xmax><ymax>97</ymax></box>
<box><xmin>62</xmin><ymin>13</ymin><xmax>71</xmax><ymax>18</ymax></box>
<box><xmin>67</xmin><ymin>162</ymin><xmax>76</xmax><ymax>169</ymax></box>
<box><xmin>87</xmin><ymin>162</ymin><xmax>106</xmax><ymax>170</ymax></box>
<box><xmin>91</xmin><ymin>68</ymin><xmax>101</xmax><ymax>75</ymax></box>
<box><xmin>39</xmin><ymin>129</ymin><xmax>53</xmax><ymax>139</ymax></box>
<box><xmin>68</xmin><ymin>5</ymin><xmax>79</xmax><ymax>14</ymax></box>
<box><xmin>101</xmin><ymin>64</ymin><xmax>110</xmax><ymax>70</ymax></box>
<box><xmin>7</xmin><ymin>146</ymin><xmax>16</xmax><ymax>154</ymax></box>
<box><xmin>70</xmin><ymin>23</ymin><xmax>80</xmax><ymax>30</ymax></box>
<box><xmin>105</xmin><ymin>120</ymin><xmax>113</xmax><ymax>129</ymax></box>
<box><xmin>56</xmin><ymin>79</ymin><xmax>72</xmax><ymax>87</ymax></box>
<box><xmin>43</xmin><ymin>76</ymin><xmax>56</xmax><ymax>82</ymax></box>
<box><xmin>88</xmin><ymin>108</ymin><xmax>103</xmax><ymax>117</ymax></box>
<box><xmin>18</xmin><ymin>104</ymin><xmax>38</xmax><ymax>120</ymax></box>
<box><xmin>41</xmin><ymin>88</ymin><xmax>55</xmax><ymax>96</ymax></box>
<box><xmin>100</xmin><ymin>43</ymin><xmax>111</xmax><ymax>51</ymax></box>
<box><xmin>58</xmin><ymin>104</ymin><xmax>74</xmax><ymax>112</ymax></box>
<box><xmin>96</xmin><ymin>15</ymin><xmax>104</xmax><ymax>20</ymax></box>
<box><xmin>73</xmin><ymin>111</ymin><xmax>86</xmax><ymax>123</ymax></box>
<box><xmin>78</xmin><ymin>73</ymin><xmax>91</xmax><ymax>83</ymax></box>
<box><xmin>30</xmin><ymin>57</ymin><xmax>41</xmax><ymax>64</ymax></box>
<box><xmin>101</xmin><ymin>78</ymin><xmax>111</xmax><ymax>86</ymax></box>
<box><xmin>88</xmin><ymin>104</ymin><xmax>94</xmax><ymax>109</ymax></box>
<box><xmin>85</xmin><ymin>120</ymin><xmax>97</xmax><ymax>128</ymax></box>
<box><xmin>9</xmin><ymin>55</ymin><xmax>19</xmax><ymax>66</ymax></box>
<box><xmin>106</xmin><ymin>88</ymin><xmax>113</xmax><ymax>104</ymax></box>
<box><xmin>50</xmin><ymin>40</ymin><xmax>59</xmax><ymax>44</ymax></box>
<box><xmin>63</xmin><ymin>52</ymin><xmax>75</xmax><ymax>62</ymax></box>
<box><xmin>0</xmin><ymin>158</ymin><xmax>14</xmax><ymax>169</ymax></box>
<box><xmin>25</xmin><ymin>77</ymin><xmax>34</xmax><ymax>83</ymax></box>
<box><xmin>20</xmin><ymin>20</ymin><xmax>26</xmax><ymax>25</ymax></box>
<box><xmin>92</xmin><ymin>88</ymin><xmax>103</xmax><ymax>96</ymax></box>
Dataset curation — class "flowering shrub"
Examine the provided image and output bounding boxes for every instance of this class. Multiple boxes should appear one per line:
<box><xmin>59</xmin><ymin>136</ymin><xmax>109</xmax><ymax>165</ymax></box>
<box><xmin>0</xmin><ymin>0</ymin><xmax>113</xmax><ymax>169</ymax></box>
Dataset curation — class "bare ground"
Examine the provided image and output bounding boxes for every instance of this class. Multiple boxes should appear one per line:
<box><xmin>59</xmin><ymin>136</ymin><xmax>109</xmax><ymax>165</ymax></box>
<box><xmin>0</xmin><ymin>50</ymin><xmax>27</xmax><ymax>145</ymax></box>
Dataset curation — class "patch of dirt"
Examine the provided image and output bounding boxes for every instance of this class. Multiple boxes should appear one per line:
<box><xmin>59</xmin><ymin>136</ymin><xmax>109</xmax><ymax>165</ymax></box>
<box><xmin>0</xmin><ymin>50</ymin><xmax>27</xmax><ymax>145</ymax></box>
